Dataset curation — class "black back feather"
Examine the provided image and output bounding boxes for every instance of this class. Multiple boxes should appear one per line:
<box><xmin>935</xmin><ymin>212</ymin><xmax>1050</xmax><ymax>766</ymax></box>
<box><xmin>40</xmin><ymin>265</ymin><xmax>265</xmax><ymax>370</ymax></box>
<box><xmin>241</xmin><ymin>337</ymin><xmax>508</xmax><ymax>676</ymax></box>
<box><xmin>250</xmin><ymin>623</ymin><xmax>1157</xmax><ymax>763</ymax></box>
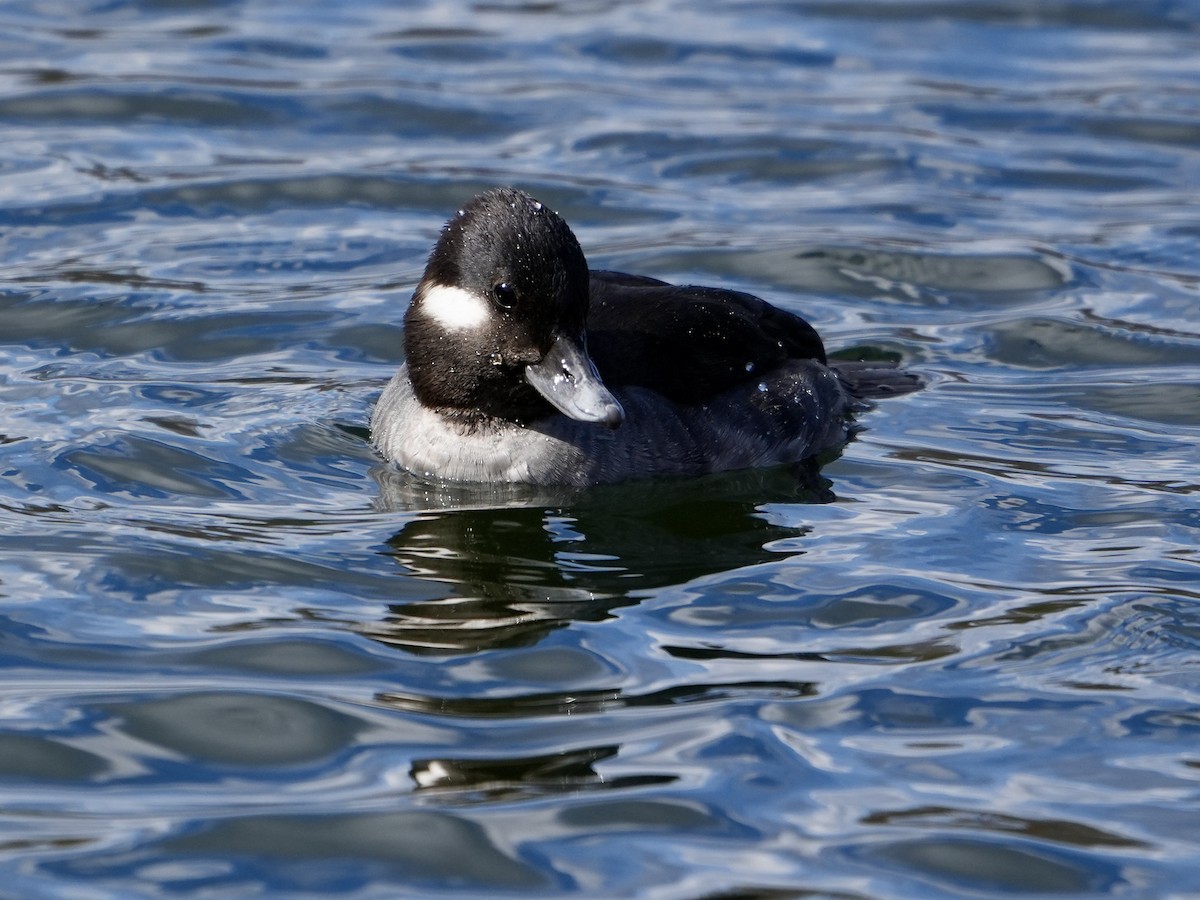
<box><xmin>586</xmin><ymin>270</ymin><xmax>828</xmax><ymax>405</ymax></box>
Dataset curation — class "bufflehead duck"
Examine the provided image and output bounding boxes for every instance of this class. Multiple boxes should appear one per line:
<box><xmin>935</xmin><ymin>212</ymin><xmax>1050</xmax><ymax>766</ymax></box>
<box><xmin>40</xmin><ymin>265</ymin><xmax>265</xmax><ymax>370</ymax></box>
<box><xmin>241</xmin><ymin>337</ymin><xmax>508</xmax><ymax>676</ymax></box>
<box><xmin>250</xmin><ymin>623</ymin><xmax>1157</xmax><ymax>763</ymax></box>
<box><xmin>371</xmin><ymin>187</ymin><xmax>914</xmax><ymax>486</ymax></box>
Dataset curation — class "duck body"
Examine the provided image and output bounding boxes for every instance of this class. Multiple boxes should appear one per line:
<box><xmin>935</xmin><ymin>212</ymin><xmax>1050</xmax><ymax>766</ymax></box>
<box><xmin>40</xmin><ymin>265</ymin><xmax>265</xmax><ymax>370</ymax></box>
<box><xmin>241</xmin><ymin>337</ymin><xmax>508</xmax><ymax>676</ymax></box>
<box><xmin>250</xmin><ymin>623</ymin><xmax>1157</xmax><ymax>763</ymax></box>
<box><xmin>371</xmin><ymin>188</ymin><xmax>901</xmax><ymax>486</ymax></box>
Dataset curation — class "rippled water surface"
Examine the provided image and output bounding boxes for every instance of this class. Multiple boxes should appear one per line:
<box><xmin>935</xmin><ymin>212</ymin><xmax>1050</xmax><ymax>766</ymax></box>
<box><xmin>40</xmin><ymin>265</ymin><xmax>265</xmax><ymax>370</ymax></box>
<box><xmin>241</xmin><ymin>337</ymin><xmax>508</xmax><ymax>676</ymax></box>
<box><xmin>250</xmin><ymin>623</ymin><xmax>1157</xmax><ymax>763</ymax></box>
<box><xmin>1</xmin><ymin>1</ymin><xmax>1199</xmax><ymax>896</ymax></box>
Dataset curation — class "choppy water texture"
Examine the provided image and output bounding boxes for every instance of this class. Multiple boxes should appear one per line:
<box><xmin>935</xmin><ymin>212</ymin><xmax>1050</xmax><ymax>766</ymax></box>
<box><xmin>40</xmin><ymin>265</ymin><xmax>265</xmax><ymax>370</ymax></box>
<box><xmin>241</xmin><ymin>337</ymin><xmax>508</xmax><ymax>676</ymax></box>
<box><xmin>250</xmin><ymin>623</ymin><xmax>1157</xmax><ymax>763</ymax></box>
<box><xmin>1</xmin><ymin>0</ymin><xmax>1198</xmax><ymax>896</ymax></box>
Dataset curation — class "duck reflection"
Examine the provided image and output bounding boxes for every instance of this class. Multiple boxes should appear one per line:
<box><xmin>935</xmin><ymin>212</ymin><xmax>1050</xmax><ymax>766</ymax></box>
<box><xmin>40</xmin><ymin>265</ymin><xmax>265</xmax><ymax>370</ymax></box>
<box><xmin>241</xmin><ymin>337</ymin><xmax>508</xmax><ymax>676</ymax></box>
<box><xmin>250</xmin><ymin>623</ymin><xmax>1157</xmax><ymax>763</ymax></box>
<box><xmin>367</xmin><ymin>460</ymin><xmax>834</xmax><ymax>655</ymax></box>
<box><xmin>410</xmin><ymin>744</ymin><xmax>674</xmax><ymax>800</ymax></box>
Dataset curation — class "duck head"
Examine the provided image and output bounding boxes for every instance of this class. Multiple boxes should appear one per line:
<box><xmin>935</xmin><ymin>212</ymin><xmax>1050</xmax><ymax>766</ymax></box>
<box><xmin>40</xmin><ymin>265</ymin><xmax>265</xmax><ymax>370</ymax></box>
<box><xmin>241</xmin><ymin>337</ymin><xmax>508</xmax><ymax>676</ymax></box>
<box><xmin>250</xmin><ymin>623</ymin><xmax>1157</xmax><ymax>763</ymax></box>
<box><xmin>403</xmin><ymin>187</ymin><xmax>624</xmax><ymax>428</ymax></box>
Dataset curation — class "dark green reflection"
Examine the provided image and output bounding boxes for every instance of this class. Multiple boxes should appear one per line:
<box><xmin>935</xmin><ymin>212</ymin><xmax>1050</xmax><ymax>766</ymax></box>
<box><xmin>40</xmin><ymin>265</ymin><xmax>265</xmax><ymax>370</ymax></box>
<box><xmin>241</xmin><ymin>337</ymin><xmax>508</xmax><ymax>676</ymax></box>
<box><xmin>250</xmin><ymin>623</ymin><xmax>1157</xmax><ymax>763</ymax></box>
<box><xmin>107</xmin><ymin>691</ymin><xmax>363</xmax><ymax>766</ymax></box>
<box><xmin>163</xmin><ymin>810</ymin><xmax>545</xmax><ymax>889</ymax></box>
<box><xmin>871</xmin><ymin>837</ymin><xmax>1118</xmax><ymax>894</ymax></box>
<box><xmin>0</xmin><ymin>733</ymin><xmax>109</xmax><ymax>782</ymax></box>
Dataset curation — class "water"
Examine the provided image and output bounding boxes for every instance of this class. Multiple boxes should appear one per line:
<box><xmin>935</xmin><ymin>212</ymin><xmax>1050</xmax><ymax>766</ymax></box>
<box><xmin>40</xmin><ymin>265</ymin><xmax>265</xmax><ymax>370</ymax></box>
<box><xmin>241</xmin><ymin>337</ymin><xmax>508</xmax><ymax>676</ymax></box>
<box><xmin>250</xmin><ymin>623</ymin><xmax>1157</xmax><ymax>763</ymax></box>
<box><xmin>1</xmin><ymin>0</ymin><xmax>1198</xmax><ymax>896</ymax></box>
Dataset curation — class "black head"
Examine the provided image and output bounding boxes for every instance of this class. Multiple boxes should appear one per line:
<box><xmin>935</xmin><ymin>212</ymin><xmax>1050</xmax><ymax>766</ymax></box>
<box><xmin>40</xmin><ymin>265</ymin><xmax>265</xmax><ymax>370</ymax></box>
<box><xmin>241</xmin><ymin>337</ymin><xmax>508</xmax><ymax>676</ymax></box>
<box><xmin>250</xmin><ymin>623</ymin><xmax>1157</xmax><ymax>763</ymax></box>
<box><xmin>404</xmin><ymin>188</ymin><xmax>623</xmax><ymax>426</ymax></box>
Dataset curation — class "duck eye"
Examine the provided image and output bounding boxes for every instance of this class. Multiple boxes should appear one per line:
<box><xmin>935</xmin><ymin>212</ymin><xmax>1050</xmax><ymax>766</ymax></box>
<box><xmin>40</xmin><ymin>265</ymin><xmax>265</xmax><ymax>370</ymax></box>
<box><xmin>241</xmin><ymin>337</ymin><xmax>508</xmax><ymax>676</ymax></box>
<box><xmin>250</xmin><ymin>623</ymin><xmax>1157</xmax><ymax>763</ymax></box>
<box><xmin>492</xmin><ymin>282</ymin><xmax>518</xmax><ymax>309</ymax></box>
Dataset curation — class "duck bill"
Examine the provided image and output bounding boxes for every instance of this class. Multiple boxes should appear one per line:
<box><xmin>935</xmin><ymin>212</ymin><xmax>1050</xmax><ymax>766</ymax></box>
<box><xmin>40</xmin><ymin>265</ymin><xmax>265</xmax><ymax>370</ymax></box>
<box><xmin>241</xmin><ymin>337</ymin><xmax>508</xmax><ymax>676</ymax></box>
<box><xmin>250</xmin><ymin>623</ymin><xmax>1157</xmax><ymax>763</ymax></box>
<box><xmin>525</xmin><ymin>333</ymin><xmax>625</xmax><ymax>428</ymax></box>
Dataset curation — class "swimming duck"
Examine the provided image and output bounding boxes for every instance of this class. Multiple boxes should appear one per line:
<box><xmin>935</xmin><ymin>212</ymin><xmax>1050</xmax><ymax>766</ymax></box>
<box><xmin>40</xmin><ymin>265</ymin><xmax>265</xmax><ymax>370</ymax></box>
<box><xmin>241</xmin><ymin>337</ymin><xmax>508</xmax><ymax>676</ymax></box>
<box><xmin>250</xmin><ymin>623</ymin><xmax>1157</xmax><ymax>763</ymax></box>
<box><xmin>371</xmin><ymin>187</ymin><xmax>913</xmax><ymax>486</ymax></box>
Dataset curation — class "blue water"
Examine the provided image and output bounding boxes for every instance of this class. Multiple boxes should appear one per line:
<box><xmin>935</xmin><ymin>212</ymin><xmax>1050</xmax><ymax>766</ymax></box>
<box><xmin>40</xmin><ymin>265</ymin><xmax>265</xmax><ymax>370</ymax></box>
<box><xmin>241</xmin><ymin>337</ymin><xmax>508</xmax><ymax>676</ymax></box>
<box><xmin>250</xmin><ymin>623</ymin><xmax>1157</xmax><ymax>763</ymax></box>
<box><xmin>1</xmin><ymin>0</ymin><xmax>1199</xmax><ymax>896</ymax></box>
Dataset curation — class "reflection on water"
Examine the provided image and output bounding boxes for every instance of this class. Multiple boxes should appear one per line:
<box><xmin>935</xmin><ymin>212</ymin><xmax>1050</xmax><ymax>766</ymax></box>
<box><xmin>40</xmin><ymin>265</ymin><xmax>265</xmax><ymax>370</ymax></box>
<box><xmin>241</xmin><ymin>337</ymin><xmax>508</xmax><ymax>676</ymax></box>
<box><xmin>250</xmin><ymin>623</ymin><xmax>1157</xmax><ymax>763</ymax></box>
<box><xmin>0</xmin><ymin>0</ymin><xmax>1198</xmax><ymax>896</ymax></box>
<box><xmin>408</xmin><ymin>744</ymin><xmax>679</xmax><ymax>802</ymax></box>
<box><xmin>369</xmin><ymin>465</ymin><xmax>831</xmax><ymax>654</ymax></box>
<box><xmin>50</xmin><ymin>810</ymin><xmax>549</xmax><ymax>894</ymax></box>
<box><xmin>108</xmin><ymin>692</ymin><xmax>364</xmax><ymax>767</ymax></box>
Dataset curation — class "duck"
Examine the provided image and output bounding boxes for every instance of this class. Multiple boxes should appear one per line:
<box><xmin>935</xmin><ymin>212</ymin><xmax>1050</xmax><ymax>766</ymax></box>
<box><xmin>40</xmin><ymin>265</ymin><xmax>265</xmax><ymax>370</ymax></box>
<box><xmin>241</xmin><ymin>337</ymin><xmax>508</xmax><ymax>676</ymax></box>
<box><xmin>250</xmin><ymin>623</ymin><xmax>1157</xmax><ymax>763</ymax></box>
<box><xmin>371</xmin><ymin>187</ymin><xmax>915</xmax><ymax>486</ymax></box>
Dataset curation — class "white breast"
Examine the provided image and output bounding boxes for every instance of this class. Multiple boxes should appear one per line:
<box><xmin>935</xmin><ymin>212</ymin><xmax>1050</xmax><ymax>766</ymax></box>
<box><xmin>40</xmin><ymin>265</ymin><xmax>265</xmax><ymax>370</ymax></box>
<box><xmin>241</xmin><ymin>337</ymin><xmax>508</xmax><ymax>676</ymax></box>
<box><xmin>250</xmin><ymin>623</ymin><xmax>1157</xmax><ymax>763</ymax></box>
<box><xmin>370</xmin><ymin>362</ymin><xmax>851</xmax><ymax>486</ymax></box>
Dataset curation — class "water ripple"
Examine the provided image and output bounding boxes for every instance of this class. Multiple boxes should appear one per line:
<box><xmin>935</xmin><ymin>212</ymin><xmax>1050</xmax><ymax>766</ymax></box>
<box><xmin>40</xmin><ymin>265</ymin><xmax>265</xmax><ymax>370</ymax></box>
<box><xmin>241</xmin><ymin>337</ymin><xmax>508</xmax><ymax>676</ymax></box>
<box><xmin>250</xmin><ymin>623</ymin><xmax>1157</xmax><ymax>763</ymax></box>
<box><xmin>0</xmin><ymin>0</ymin><xmax>1198</xmax><ymax>896</ymax></box>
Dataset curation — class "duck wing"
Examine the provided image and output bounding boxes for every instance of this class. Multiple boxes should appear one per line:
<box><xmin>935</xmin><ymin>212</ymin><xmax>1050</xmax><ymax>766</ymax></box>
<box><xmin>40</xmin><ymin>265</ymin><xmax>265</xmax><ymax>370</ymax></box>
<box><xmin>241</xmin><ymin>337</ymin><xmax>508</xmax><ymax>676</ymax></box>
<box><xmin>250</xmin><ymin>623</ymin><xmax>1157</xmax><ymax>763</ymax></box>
<box><xmin>586</xmin><ymin>270</ymin><xmax>827</xmax><ymax>405</ymax></box>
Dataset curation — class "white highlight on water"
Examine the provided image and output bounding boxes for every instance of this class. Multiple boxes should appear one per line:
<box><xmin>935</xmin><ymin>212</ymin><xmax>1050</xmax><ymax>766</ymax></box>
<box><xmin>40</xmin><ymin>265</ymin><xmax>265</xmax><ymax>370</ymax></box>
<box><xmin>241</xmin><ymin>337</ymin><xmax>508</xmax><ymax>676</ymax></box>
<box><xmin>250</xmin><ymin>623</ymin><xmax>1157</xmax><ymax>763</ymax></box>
<box><xmin>421</xmin><ymin>283</ymin><xmax>489</xmax><ymax>331</ymax></box>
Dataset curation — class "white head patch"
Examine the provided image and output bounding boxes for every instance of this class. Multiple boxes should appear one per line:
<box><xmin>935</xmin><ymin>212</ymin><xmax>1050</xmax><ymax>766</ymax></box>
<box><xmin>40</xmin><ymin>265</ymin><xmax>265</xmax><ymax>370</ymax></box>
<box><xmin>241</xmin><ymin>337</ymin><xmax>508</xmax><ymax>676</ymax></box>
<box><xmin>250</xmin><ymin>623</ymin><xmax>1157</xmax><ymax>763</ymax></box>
<box><xmin>420</xmin><ymin>283</ymin><xmax>490</xmax><ymax>331</ymax></box>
